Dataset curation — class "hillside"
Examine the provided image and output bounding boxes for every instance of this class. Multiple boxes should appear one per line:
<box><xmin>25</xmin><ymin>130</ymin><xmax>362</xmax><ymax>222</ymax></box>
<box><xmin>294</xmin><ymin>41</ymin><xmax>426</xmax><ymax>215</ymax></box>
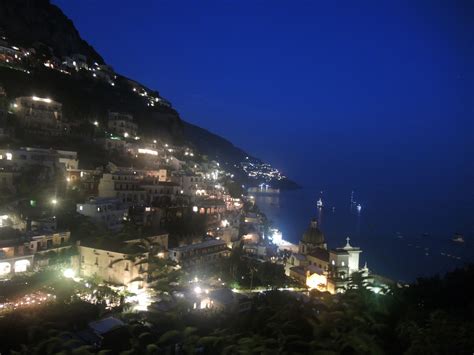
<box><xmin>0</xmin><ymin>67</ymin><xmax>183</xmax><ymax>142</ymax></box>
<box><xmin>0</xmin><ymin>0</ymin><xmax>298</xmax><ymax>189</ymax></box>
<box><xmin>0</xmin><ymin>0</ymin><xmax>103</xmax><ymax>63</ymax></box>
<box><xmin>183</xmin><ymin>123</ymin><xmax>299</xmax><ymax>189</ymax></box>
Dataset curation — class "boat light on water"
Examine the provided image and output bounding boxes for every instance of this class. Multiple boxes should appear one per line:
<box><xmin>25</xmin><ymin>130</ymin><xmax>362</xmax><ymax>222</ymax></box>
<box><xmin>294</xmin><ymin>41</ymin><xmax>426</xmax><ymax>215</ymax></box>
<box><xmin>316</xmin><ymin>198</ymin><xmax>323</xmax><ymax>209</ymax></box>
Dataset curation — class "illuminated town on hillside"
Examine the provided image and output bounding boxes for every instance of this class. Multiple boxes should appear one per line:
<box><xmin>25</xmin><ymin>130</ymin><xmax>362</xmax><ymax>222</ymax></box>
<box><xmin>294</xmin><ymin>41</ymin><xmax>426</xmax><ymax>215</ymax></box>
<box><xmin>0</xmin><ymin>0</ymin><xmax>471</xmax><ymax>353</ymax></box>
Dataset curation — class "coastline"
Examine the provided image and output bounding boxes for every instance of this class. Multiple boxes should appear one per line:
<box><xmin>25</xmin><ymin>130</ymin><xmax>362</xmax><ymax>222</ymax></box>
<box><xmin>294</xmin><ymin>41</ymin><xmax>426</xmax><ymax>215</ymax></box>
<box><xmin>255</xmin><ymin>187</ymin><xmax>473</xmax><ymax>282</ymax></box>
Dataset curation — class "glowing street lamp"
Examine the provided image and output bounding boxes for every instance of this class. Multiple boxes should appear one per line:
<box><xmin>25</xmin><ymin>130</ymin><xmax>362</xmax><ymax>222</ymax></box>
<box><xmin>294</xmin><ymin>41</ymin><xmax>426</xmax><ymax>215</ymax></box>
<box><xmin>63</xmin><ymin>268</ymin><xmax>75</xmax><ymax>278</ymax></box>
<box><xmin>194</xmin><ymin>286</ymin><xmax>202</xmax><ymax>295</ymax></box>
<box><xmin>51</xmin><ymin>198</ymin><xmax>58</xmax><ymax>205</ymax></box>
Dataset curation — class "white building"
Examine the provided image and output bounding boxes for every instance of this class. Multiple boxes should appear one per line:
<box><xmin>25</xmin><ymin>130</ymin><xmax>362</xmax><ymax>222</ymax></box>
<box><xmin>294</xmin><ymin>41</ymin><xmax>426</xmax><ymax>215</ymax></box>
<box><xmin>320</xmin><ymin>238</ymin><xmax>362</xmax><ymax>278</ymax></box>
<box><xmin>13</xmin><ymin>96</ymin><xmax>66</xmax><ymax>133</ymax></box>
<box><xmin>77</xmin><ymin>197</ymin><xmax>128</xmax><ymax>231</ymax></box>
<box><xmin>0</xmin><ymin>229</ymin><xmax>71</xmax><ymax>277</ymax></box>
<box><xmin>286</xmin><ymin>218</ymin><xmax>365</xmax><ymax>294</ymax></box>
<box><xmin>78</xmin><ymin>241</ymin><xmax>148</xmax><ymax>291</ymax></box>
<box><xmin>57</xmin><ymin>150</ymin><xmax>79</xmax><ymax>170</ymax></box>
<box><xmin>107</xmin><ymin>112</ymin><xmax>138</xmax><ymax>137</ymax></box>
<box><xmin>0</xmin><ymin>147</ymin><xmax>77</xmax><ymax>171</ymax></box>
<box><xmin>169</xmin><ymin>239</ymin><xmax>229</xmax><ymax>267</ymax></box>
<box><xmin>142</xmin><ymin>181</ymin><xmax>181</xmax><ymax>204</ymax></box>
<box><xmin>171</xmin><ymin>174</ymin><xmax>203</xmax><ymax>196</ymax></box>
<box><xmin>0</xmin><ymin>236</ymin><xmax>34</xmax><ymax>277</ymax></box>
<box><xmin>98</xmin><ymin>171</ymin><xmax>146</xmax><ymax>203</ymax></box>
<box><xmin>100</xmin><ymin>136</ymin><xmax>126</xmax><ymax>154</ymax></box>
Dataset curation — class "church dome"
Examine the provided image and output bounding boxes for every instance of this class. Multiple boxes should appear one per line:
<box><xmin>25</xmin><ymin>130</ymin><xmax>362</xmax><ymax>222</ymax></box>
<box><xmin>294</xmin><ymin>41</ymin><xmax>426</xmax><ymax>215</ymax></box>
<box><xmin>301</xmin><ymin>218</ymin><xmax>325</xmax><ymax>245</ymax></box>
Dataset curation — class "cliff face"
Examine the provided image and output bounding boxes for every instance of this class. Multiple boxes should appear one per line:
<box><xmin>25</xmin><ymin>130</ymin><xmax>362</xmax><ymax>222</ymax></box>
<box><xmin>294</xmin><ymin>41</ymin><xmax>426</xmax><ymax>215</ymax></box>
<box><xmin>0</xmin><ymin>67</ymin><xmax>184</xmax><ymax>143</ymax></box>
<box><xmin>0</xmin><ymin>0</ymin><xmax>103</xmax><ymax>63</ymax></box>
<box><xmin>183</xmin><ymin>122</ymin><xmax>251</xmax><ymax>163</ymax></box>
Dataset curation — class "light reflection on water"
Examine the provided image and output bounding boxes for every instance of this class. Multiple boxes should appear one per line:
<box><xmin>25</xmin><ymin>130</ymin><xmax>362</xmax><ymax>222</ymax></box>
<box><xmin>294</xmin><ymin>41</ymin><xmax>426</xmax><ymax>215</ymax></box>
<box><xmin>255</xmin><ymin>188</ymin><xmax>473</xmax><ymax>282</ymax></box>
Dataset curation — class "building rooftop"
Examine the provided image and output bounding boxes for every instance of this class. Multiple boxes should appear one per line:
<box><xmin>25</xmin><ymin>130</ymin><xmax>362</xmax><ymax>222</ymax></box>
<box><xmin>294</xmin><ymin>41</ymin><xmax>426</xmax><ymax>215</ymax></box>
<box><xmin>170</xmin><ymin>239</ymin><xmax>227</xmax><ymax>253</ymax></box>
<box><xmin>197</xmin><ymin>199</ymin><xmax>226</xmax><ymax>207</ymax></box>
<box><xmin>301</xmin><ymin>219</ymin><xmax>325</xmax><ymax>245</ymax></box>
<box><xmin>292</xmin><ymin>253</ymin><xmax>307</xmax><ymax>261</ymax></box>
<box><xmin>307</xmin><ymin>264</ymin><xmax>325</xmax><ymax>275</ymax></box>
<box><xmin>308</xmin><ymin>248</ymin><xmax>330</xmax><ymax>262</ymax></box>
<box><xmin>81</xmin><ymin>197</ymin><xmax>123</xmax><ymax>205</ymax></box>
<box><xmin>89</xmin><ymin>317</ymin><xmax>125</xmax><ymax>335</ymax></box>
<box><xmin>80</xmin><ymin>238</ymin><xmax>146</xmax><ymax>255</ymax></box>
<box><xmin>290</xmin><ymin>266</ymin><xmax>306</xmax><ymax>277</ymax></box>
<box><xmin>330</xmin><ymin>248</ymin><xmax>350</xmax><ymax>255</ymax></box>
<box><xmin>142</xmin><ymin>181</ymin><xmax>180</xmax><ymax>187</ymax></box>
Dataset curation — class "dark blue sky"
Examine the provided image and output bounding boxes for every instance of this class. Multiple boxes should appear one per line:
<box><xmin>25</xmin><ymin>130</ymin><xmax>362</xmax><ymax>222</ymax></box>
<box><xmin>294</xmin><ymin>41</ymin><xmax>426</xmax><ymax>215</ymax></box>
<box><xmin>54</xmin><ymin>0</ymin><xmax>471</xmax><ymax>192</ymax></box>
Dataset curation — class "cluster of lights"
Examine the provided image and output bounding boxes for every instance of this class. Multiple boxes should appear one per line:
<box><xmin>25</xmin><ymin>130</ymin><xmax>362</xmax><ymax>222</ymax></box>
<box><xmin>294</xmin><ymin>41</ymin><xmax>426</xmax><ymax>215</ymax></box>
<box><xmin>0</xmin><ymin>292</ymin><xmax>55</xmax><ymax>313</ymax></box>
<box><xmin>195</xmin><ymin>189</ymin><xmax>206</xmax><ymax>196</ymax></box>
<box><xmin>0</xmin><ymin>152</ymin><xmax>13</xmax><ymax>160</ymax></box>
<box><xmin>130</xmin><ymin>85</ymin><xmax>170</xmax><ymax>108</ymax></box>
<box><xmin>204</xmin><ymin>170</ymin><xmax>219</xmax><ymax>181</ymax></box>
<box><xmin>240</xmin><ymin>160</ymin><xmax>286</xmax><ymax>182</ymax></box>
<box><xmin>0</xmin><ymin>43</ymin><xmax>26</xmax><ymax>63</ymax></box>
<box><xmin>269</xmin><ymin>228</ymin><xmax>283</xmax><ymax>245</ymax></box>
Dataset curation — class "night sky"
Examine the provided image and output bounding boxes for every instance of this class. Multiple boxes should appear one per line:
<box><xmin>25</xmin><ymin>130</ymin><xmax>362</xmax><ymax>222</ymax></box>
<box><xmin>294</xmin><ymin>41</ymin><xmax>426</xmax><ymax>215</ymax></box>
<box><xmin>53</xmin><ymin>0</ymin><xmax>471</xmax><ymax>202</ymax></box>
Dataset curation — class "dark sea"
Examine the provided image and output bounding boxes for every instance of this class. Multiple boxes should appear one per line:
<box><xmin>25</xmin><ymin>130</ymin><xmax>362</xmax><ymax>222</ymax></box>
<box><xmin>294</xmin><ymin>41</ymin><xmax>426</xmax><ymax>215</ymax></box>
<box><xmin>255</xmin><ymin>185</ymin><xmax>473</xmax><ymax>282</ymax></box>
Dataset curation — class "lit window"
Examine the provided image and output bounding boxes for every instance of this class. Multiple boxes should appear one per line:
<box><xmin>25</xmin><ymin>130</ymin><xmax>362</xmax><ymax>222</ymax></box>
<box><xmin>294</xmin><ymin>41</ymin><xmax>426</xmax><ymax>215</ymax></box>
<box><xmin>6</xmin><ymin>152</ymin><xmax>12</xmax><ymax>160</ymax></box>
<box><xmin>0</xmin><ymin>262</ymin><xmax>11</xmax><ymax>275</ymax></box>
<box><xmin>341</xmin><ymin>261</ymin><xmax>345</xmax><ymax>266</ymax></box>
<box><xmin>79</xmin><ymin>205</ymin><xmax>83</xmax><ymax>211</ymax></box>
<box><xmin>331</xmin><ymin>260</ymin><xmax>335</xmax><ymax>265</ymax></box>
<box><xmin>14</xmin><ymin>259</ymin><xmax>30</xmax><ymax>273</ymax></box>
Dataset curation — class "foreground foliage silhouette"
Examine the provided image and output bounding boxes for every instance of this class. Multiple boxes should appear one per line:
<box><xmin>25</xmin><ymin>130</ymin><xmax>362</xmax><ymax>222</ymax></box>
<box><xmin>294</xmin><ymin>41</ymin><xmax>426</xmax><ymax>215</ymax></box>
<box><xmin>2</xmin><ymin>264</ymin><xmax>474</xmax><ymax>354</ymax></box>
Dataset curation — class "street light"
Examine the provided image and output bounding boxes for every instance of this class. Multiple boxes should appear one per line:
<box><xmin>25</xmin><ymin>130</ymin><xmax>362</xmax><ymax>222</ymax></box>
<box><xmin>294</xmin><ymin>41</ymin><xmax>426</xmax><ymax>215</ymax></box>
<box><xmin>63</xmin><ymin>268</ymin><xmax>75</xmax><ymax>278</ymax></box>
<box><xmin>51</xmin><ymin>198</ymin><xmax>58</xmax><ymax>205</ymax></box>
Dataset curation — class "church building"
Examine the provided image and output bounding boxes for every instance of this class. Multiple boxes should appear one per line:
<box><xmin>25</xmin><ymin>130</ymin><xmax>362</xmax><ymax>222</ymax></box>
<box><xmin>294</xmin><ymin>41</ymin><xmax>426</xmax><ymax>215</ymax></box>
<box><xmin>286</xmin><ymin>217</ymin><xmax>364</xmax><ymax>294</ymax></box>
<box><xmin>299</xmin><ymin>218</ymin><xmax>327</xmax><ymax>254</ymax></box>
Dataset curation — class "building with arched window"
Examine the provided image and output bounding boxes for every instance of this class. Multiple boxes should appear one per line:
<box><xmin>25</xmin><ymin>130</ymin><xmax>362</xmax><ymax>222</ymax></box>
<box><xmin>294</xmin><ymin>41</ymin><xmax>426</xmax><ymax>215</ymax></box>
<box><xmin>286</xmin><ymin>218</ymin><xmax>364</xmax><ymax>294</ymax></box>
